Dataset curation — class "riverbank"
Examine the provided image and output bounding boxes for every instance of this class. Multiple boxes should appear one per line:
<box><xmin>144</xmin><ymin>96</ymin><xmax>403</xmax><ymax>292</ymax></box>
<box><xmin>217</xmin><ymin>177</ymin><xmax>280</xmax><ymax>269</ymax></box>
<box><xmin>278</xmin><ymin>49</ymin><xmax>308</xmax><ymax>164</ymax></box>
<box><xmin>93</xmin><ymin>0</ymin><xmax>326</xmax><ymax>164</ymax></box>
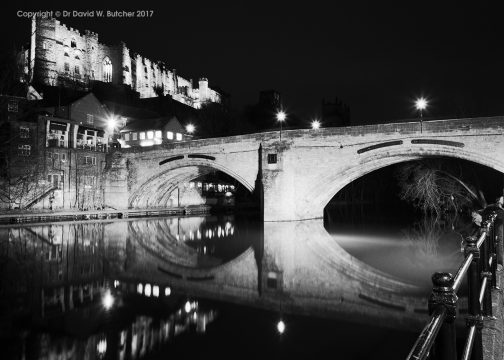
<box><xmin>0</xmin><ymin>205</ymin><xmax>212</xmax><ymax>225</ymax></box>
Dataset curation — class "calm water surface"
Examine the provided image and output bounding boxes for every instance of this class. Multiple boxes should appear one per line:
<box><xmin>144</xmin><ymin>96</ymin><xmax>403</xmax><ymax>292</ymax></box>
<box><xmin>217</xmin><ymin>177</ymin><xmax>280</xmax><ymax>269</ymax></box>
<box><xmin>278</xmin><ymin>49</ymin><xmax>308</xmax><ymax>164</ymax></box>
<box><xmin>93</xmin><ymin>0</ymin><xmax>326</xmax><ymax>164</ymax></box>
<box><xmin>0</xmin><ymin>208</ymin><xmax>470</xmax><ymax>359</ymax></box>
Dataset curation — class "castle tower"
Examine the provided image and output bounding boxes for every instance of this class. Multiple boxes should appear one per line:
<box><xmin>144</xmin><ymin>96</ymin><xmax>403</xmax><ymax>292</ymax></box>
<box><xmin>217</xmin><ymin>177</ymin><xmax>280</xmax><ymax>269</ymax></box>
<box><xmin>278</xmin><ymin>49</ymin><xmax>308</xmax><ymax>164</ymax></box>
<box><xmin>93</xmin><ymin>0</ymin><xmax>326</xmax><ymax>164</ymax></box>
<box><xmin>84</xmin><ymin>29</ymin><xmax>99</xmax><ymax>82</ymax></box>
<box><xmin>199</xmin><ymin>77</ymin><xmax>209</xmax><ymax>103</ymax></box>
<box><xmin>120</xmin><ymin>42</ymin><xmax>132</xmax><ymax>86</ymax></box>
<box><xmin>33</xmin><ymin>18</ymin><xmax>58</xmax><ymax>86</ymax></box>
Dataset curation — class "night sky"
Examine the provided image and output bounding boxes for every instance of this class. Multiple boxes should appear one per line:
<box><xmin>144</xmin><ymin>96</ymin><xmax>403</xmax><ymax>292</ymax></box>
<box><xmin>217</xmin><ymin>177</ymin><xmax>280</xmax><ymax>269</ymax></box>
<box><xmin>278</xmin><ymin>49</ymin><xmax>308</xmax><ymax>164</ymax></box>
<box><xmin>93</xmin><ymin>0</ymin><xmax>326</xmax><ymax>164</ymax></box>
<box><xmin>1</xmin><ymin>1</ymin><xmax>503</xmax><ymax>125</ymax></box>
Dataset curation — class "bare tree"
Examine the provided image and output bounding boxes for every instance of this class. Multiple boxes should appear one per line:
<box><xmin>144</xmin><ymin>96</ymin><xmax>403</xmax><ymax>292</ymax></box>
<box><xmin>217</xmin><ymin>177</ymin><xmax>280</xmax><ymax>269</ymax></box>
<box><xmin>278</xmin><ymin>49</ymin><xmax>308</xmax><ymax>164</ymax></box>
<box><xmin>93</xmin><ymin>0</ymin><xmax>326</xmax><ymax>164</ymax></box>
<box><xmin>396</xmin><ymin>159</ymin><xmax>486</xmax><ymax>216</ymax></box>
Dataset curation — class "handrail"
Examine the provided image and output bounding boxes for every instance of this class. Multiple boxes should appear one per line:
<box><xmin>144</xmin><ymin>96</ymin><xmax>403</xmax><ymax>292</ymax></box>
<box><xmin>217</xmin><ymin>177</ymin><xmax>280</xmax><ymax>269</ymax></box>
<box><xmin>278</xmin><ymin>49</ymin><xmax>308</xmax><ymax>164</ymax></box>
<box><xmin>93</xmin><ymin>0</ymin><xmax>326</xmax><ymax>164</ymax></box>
<box><xmin>406</xmin><ymin>209</ymin><xmax>502</xmax><ymax>360</ymax></box>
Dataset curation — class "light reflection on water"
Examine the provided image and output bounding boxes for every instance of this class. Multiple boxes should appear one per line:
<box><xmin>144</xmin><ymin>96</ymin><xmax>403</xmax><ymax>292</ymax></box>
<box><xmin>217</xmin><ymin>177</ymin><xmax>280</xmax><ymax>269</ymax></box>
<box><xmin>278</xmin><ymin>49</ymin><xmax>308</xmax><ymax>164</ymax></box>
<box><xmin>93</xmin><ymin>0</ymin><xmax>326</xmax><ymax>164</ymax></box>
<box><xmin>325</xmin><ymin>205</ymin><xmax>473</xmax><ymax>290</ymax></box>
<box><xmin>0</xmin><ymin>211</ymin><xmax>442</xmax><ymax>360</ymax></box>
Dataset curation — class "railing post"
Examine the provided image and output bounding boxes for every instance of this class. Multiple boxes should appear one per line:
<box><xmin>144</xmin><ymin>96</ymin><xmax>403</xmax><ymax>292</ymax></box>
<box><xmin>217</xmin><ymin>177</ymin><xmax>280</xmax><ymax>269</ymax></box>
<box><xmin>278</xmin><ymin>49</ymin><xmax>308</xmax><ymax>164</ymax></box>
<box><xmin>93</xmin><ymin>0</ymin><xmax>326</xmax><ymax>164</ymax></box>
<box><xmin>479</xmin><ymin>220</ymin><xmax>493</xmax><ymax>316</ymax></box>
<box><xmin>496</xmin><ymin>212</ymin><xmax>504</xmax><ymax>266</ymax></box>
<box><xmin>429</xmin><ymin>272</ymin><xmax>458</xmax><ymax>360</ymax></box>
<box><xmin>465</xmin><ymin>235</ymin><xmax>483</xmax><ymax>360</ymax></box>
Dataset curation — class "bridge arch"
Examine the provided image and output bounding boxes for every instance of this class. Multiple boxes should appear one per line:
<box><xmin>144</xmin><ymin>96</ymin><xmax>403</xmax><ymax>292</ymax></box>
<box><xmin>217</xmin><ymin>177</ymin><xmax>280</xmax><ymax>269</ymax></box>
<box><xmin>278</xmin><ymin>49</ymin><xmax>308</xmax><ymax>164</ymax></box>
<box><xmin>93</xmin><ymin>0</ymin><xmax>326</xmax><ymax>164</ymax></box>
<box><xmin>129</xmin><ymin>157</ymin><xmax>255</xmax><ymax>208</ymax></box>
<box><xmin>304</xmin><ymin>144</ymin><xmax>504</xmax><ymax>219</ymax></box>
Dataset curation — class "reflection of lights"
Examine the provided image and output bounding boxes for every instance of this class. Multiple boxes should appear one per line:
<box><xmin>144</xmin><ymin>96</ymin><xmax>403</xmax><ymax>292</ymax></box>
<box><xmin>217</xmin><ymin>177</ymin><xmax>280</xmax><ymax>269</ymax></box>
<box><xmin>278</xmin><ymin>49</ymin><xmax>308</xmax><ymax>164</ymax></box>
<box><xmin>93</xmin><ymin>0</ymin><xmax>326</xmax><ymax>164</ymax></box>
<box><xmin>153</xmin><ymin>285</ymin><xmax>159</xmax><ymax>297</ymax></box>
<box><xmin>277</xmin><ymin>320</ymin><xmax>285</xmax><ymax>334</ymax></box>
<box><xmin>102</xmin><ymin>290</ymin><xmax>114</xmax><ymax>310</ymax></box>
<box><xmin>113</xmin><ymin>280</ymin><xmax>120</xmax><ymax>288</ymax></box>
<box><xmin>185</xmin><ymin>301</ymin><xmax>192</xmax><ymax>313</ymax></box>
<box><xmin>225</xmin><ymin>191</ymin><xmax>232</xmax><ymax>197</ymax></box>
<box><xmin>145</xmin><ymin>284</ymin><xmax>152</xmax><ymax>297</ymax></box>
<box><xmin>165</xmin><ymin>287</ymin><xmax>171</xmax><ymax>296</ymax></box>
<box><xmin>97</xmin><ymin>338</ymin><xmax>107</xmax><ymax>357</ymax></box>
<box><xmin>197</xmin><ymin>230</ymin><xmax>201</xmax><ymax>240</ymax></box>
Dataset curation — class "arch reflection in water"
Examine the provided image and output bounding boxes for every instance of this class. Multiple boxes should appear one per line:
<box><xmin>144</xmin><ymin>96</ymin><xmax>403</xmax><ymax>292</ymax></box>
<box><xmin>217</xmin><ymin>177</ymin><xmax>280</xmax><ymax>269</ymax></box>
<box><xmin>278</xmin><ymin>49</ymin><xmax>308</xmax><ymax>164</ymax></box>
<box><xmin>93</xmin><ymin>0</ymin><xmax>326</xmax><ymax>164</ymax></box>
<box><xmin>128</xmin><ymin>214</ymin><xmax>257</xmax><ymax>268</ymax></box>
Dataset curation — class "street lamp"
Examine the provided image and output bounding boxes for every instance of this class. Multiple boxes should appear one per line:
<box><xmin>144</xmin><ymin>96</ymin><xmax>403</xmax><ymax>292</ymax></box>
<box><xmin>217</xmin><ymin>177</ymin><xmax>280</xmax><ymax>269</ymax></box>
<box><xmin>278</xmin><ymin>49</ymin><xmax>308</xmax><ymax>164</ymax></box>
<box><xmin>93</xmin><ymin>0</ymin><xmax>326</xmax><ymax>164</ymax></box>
<box><xmin>276</xmin><ymin>111</ymin><xmax>286</xmax><ymax>140</ymax></box>
<box><xmin>415</xmin><ymin>97</ymin><xmax>428</xmax><ymax>133</ymax></box>
<box><xmin>311</xmin><ymin>119</ymin><xmax>321</xmax><ymax>130</ymax></box>
<box><xmin>186</xmin><ymin>123</ymin><xmax>195</xmax><ymax>135</ymax></box>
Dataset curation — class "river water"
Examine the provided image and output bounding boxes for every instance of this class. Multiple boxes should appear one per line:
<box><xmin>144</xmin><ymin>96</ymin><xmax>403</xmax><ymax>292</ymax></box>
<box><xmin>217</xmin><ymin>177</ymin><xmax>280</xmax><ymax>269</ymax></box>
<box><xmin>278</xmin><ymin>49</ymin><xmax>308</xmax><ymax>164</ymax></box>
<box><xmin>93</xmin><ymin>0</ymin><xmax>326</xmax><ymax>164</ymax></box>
<box><xmin>0</xmin><ymin>207</ymin><xmax>471</xmax><ymax>359</ymax></box>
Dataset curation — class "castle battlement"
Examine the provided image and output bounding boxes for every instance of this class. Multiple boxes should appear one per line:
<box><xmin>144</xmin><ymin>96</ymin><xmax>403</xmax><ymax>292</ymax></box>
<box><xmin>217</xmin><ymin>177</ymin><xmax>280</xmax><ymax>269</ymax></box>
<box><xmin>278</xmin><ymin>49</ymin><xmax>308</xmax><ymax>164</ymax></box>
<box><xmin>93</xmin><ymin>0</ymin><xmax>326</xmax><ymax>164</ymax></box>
<box><xmin>27</xmin><ymin>18</ymin><xmax>221</xmax><ymax>108</ymax></box>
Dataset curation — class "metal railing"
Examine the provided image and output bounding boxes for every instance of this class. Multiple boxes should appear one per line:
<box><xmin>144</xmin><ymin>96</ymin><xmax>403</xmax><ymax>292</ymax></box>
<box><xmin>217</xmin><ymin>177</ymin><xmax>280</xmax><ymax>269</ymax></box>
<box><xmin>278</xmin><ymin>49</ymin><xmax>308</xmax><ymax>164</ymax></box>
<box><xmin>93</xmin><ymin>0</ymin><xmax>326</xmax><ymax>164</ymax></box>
<box><xmin>406</xmin><ymin>208</ymin><xmax>503</xmax><ymax>360</ymax></box>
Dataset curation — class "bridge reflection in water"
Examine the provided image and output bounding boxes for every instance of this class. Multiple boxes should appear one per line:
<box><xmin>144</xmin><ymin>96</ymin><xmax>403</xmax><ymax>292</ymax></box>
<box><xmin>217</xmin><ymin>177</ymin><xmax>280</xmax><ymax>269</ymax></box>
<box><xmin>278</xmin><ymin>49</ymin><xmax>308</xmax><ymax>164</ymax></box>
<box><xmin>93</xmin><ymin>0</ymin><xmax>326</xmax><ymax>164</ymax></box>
<box><xmin>0</xmin><ymin>215</ymin><xmax>464</xmax><ymax>359</ymax></box>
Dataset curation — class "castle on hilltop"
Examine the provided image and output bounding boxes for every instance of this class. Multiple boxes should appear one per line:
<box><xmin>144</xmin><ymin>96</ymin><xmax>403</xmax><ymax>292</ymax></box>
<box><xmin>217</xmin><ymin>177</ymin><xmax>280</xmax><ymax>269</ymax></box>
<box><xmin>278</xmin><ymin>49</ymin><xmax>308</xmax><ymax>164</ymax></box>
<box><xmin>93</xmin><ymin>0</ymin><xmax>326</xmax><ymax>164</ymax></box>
<box><xmin>22</xmin><ymin>17</ymin><xmax>221</xmax><ymax>108</ymax></box>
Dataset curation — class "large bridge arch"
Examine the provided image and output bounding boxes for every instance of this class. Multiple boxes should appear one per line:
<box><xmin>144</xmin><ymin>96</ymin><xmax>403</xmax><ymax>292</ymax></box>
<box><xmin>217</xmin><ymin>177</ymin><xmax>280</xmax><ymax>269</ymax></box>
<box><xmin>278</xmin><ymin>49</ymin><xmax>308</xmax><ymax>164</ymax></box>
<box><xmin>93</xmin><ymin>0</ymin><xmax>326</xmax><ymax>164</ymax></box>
<box><xmin>281</xmin><ymin>139</ymin><xmax>504</xmax><ymax>222</ymax></box>
<box><xmin>129</xmin><ymin>157</ymin><xmax>256</xmax><ymax>208</ymax></box>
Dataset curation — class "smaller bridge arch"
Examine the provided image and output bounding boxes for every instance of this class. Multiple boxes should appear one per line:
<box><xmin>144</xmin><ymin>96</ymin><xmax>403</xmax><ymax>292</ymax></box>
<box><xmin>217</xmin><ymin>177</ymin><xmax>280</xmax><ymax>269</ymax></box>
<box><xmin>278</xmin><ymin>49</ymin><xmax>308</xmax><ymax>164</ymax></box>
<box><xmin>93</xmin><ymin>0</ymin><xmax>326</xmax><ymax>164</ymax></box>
<box><xmin>129</xmin><ymin>156</ymin><xmax>256</xmax><ymax>209</ymax></box>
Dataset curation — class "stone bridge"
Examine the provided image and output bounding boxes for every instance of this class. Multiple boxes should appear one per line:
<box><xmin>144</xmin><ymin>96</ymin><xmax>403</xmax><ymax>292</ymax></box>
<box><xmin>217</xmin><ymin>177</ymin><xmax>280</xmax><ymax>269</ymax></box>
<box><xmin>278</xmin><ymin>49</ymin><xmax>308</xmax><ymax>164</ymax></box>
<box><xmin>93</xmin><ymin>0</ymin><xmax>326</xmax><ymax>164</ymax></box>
<box><xmin>105</xmin><ymin>116</ymin><xmax>504</xmax><ymax>221</ymax></box>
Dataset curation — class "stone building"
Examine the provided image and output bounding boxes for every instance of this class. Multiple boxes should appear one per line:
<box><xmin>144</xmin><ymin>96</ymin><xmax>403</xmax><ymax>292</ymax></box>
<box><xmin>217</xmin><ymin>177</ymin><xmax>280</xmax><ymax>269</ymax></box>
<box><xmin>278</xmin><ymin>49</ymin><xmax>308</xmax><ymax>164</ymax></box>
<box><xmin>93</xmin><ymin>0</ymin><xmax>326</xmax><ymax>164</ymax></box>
<box><xmin>23</xmin><ymin>18</ymin><xmax>221</xmax><ymax>109</ymax></box>
<box><xmin>0</xmin><ymin>93</ymin><xmax>112</xmax><ymax>210</ymax></box>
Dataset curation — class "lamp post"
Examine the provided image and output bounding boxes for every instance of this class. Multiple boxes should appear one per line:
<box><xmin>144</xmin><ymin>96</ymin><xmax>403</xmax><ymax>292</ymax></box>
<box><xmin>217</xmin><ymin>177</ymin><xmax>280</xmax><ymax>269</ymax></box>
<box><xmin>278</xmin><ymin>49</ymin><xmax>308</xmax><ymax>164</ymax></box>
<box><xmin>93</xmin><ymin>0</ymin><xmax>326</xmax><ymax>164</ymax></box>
<box><xmin>186</xmin><ymin>123</ymin><xmax>195</xmax><ymax>137</ymax></box>
<box><xmin>311</xmin><ymin>119</ymin><xmax>321</xmax><ymax>130</ymax></box>
<box><xmin>276</xmin><ymin>111</ymin><xmax>286</xmax><ymax>141</ymax></box>
<box><xmin>415</xmin><ymin>97</ymin><xmax>428</xmax><ymax>133</ymax></box>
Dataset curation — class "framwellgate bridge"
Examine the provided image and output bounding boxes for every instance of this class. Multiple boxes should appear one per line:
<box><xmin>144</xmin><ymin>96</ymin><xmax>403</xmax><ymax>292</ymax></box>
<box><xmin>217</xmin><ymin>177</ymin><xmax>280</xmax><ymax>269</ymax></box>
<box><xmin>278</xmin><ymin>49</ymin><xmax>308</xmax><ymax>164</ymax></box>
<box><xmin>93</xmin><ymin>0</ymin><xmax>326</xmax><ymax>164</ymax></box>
<box><xmin>104</xmin><ymin>116</ymin><xmax>504</xmax><ymax>221</ymax></box>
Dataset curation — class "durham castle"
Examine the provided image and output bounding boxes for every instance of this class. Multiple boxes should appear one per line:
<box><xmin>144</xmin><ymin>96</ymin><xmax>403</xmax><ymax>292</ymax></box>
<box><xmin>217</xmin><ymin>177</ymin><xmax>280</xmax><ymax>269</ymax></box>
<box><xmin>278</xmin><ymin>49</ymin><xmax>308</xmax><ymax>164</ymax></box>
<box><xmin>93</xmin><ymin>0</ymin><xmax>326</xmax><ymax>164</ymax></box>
<box><xmin>22</xmin><ymin>17</ymin><xmax>221</xmax><ymax>108</ymax></box>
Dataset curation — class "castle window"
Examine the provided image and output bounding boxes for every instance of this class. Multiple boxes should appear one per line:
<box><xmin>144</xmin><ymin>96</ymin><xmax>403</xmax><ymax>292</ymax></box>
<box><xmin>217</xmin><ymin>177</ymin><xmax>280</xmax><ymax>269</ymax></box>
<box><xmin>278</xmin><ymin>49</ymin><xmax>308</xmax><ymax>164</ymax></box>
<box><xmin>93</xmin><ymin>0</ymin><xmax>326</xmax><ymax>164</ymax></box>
<box><xmin>123</xmin><ymin>65</ymin><xmax>129</xmax><ymax>72</ymax></box>
<box><xmin>103</xmin><ymin>57</ymin><xmax>112</xmax><ymax>82</ymax></box>
<box><xmin>19</xmin><ymin>126</ymin><xmax>30</xmax><ymax>138</ymax></box>
<box><xmin>64</xmin><ymin>49</ymin><xmax>69</xmax><ymax>57</ymax></box>
<box><xmin>75</xmin><ymin>55</ymin><xmax>80</xmax><ymax>60</ymax></box>
<box><xmin>42</xmin><ymin>42</ymin><xmax>47</xmax><ymax>50</ymax></box>
<box><xmin>75</xmin><ymin>66</ymin><xmax>80</xmax><ymax>75</ymax></box>
<box><xmin>71</xmin><ymin>38</ymin><xmax>76</xmax><ymax>48</ymax></box>
<box><xmin>8</xmin><ymin>100</ymin><xmax>18</xmax><ymax>112</ymax></box>
<box><xmin>64</xmin><ymin>62</ymin><xmax>70</xmax><ymax>72</ymax></box>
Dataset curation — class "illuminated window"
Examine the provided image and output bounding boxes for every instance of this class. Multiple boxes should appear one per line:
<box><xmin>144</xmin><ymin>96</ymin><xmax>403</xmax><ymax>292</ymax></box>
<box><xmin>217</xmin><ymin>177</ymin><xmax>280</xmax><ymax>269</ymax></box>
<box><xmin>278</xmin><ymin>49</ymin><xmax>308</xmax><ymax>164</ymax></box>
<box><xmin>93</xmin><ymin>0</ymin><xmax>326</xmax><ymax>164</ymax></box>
<box><xmin>167</xmin><ymin>131</ymin><xmax>173</xmax><ymax>140</ymax></box>
<box><xmin>147</xmin><ymin>131</ymin><xmax>154</xmax><ymax>139</ymax></box>
<box><xmin>132</xmin><ymin>132</ymin><xmax>138</xmax><ymax>140</ymax></box>
<box><xmin>155</xmin><ymin>130</ymin><xmax>162</xmax><ymax>138</ymax></box>
<box><xmin>103</xmin><ymin>56</ymin><xmax>112</xmax><ymax>82</ymax></box>
<box><xmin>139</xmin><ymin>132</ymin><xmax>146</xmax><ymax>140</ymax></box>
<box><xmin>176</xmin><ymin>133</ymin><xmax>182</xmax><ymax>141</ymax></box>
<box><xmin>124</xmin><ymin>133</ymin><xmax>130</xmax><ymax>141</ymax></box>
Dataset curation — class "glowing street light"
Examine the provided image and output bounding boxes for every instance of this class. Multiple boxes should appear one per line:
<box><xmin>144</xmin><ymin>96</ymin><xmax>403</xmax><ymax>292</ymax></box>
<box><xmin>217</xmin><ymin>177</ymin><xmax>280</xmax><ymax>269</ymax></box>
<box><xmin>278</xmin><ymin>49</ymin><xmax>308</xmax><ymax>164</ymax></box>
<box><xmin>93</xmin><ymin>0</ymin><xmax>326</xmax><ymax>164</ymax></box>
<box><xmin>414</xmin><ymin>97</ymin><xmax>428</xmax><ymax>133</ymax></box>
<box><xmin>186</xmin><ymin>123</ymin><xmax>195</xmax><ymax>135</ymax></box>
<box><xmin>415</xmin><ymin>97</ymin><xmax>428</xmax><ymax>119</ymax></box>
<box><xmin>277</xmin><ymin>319</ymin><xmax>286</xmax><ymax>334</ymax></box>
<box><xmin>106</xmin><ymin>115</ymin><xmax>117</xmax><ymax>131</ymax></box>
<box><xmin>276</xmin><ymin>111</ymin><xmax>286</xmax><ymax>141</ymax></box>
<box><xmin>311</xmin><ymin>119</ymin><xmax>321</xmax><ymax>130</ymax></box>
